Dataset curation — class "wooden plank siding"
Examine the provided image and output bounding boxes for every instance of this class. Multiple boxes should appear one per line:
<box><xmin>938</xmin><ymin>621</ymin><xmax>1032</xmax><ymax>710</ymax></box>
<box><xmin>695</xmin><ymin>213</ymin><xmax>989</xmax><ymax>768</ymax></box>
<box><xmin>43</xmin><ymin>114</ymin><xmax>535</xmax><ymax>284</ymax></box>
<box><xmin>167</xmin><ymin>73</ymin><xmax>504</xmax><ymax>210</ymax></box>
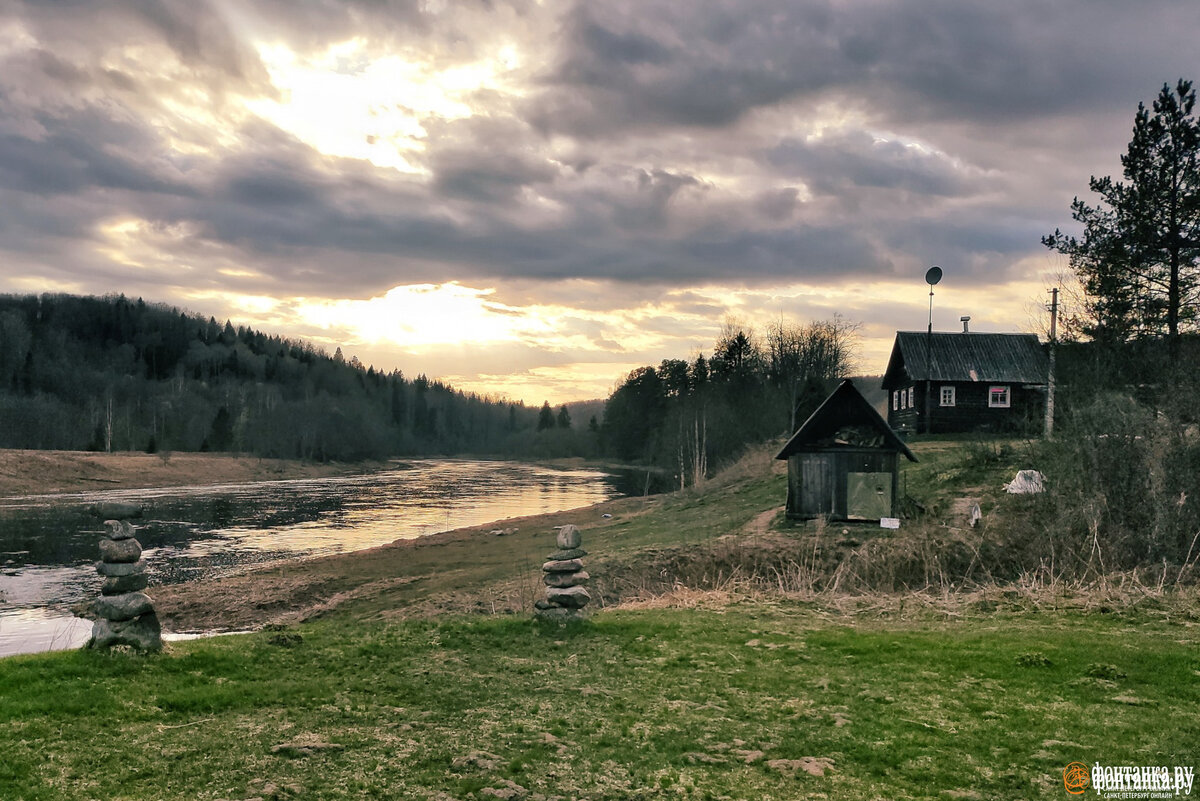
<box><xmin>785</xmin><ymin>448</ymin><xmax>899</xmax><ymax>520</ymax></box>
<box><xmin>885</xmin><ymin>380</ymin><xmax>1045</xmax><ymax>434</ymax></box>
<box><xmin>881</xmin><ymin>332</ymin><xmax>1049</xmax><ymax>436</ymax></box>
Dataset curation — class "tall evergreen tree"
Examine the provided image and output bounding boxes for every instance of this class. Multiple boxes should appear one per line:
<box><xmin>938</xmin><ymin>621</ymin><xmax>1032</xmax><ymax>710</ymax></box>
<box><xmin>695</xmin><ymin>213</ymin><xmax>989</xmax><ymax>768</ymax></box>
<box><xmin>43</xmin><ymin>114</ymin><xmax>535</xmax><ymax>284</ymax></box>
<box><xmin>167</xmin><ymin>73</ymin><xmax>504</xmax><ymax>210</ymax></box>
<box><xmin>536</xmin><ymin>401</ymin><xmax>555</xmax><ymax>431</ymax></box>
<box><xmin>1044</xmin><ymin>80</ymin><xmax>1200</xmax><ymax>363</ymax></box>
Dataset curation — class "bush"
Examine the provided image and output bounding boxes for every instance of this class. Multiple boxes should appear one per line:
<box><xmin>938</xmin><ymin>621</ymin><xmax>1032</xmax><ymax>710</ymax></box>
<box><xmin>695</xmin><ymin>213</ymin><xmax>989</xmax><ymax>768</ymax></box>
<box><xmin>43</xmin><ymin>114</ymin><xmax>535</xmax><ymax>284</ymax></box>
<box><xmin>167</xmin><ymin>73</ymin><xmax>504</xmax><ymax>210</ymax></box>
<box><xmin>1032</xmin><ymin>393</ymin><xmax>1200</xmax><ymax>573</ymax></box>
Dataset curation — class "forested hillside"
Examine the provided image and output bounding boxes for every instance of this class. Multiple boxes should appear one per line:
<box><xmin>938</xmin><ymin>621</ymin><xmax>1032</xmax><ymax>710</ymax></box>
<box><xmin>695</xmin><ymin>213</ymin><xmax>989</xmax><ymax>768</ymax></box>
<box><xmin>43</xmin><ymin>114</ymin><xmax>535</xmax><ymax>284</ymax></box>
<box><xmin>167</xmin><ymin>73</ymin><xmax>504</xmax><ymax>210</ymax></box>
<box><xmin>0</xmin><ymin>294</ymin><xmax>567</xmax><ymax>461</ymax></box>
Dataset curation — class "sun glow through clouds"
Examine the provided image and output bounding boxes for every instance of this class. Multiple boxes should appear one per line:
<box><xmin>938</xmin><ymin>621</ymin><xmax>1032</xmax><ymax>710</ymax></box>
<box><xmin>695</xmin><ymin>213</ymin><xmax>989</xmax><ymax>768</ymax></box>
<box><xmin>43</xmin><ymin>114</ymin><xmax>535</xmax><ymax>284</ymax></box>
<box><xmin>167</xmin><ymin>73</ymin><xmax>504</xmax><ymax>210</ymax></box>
<box><xmin>296</xmin><ymin>283</ymin><xmax>552</xmax><ymax>349</ymax></box>
<box><xmin>244</xmin><ymin>39</ymin><xmax>508</xmax><ymax>171</ymax></box>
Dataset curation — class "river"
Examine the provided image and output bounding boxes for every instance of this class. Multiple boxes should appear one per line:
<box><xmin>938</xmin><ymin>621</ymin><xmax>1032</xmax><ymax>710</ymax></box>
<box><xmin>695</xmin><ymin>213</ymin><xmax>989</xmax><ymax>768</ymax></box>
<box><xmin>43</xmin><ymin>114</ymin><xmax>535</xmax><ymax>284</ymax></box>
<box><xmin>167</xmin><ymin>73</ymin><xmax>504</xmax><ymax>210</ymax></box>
<box><xmin>0</xmin><ymin>459</ymin><xmax>634</xmax><ymax>658</ymax></box>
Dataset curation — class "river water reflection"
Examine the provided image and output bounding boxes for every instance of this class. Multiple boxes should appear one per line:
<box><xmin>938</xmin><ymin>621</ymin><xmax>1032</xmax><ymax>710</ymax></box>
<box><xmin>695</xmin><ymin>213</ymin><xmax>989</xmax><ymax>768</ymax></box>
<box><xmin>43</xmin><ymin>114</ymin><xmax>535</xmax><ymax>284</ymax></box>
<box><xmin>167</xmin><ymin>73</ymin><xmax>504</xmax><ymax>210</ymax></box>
<box><xmin>0</xmin><ymin>459</ymin><xmax>629</xmax><ymax>657</ymax></box>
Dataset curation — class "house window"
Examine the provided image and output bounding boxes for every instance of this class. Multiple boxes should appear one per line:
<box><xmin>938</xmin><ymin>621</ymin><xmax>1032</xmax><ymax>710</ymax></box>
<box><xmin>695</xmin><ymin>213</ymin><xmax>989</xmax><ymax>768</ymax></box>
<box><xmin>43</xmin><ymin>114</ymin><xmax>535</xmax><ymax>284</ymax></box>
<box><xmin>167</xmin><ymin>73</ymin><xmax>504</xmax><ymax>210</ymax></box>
<box><xmin>989</xmin><ymin>385</ymin><xmax>1010</xmax><ymax>408</ymax></box>
<box><xmin>908</xmin><ymin>387</ymin><xmax>915</xmax><ymax>408</ymax></box>
<box><xmin>940</xmin><ymin>386</ymin><xmax>956</xmax><ymax>406</ymax></box>
<box><xmin>892</xmin><ymin>391</ymin><xmax>899</xmax><ymax>411</ymax></box>
<box><xmin>899</xmin><ymin>390</ymin><xmax>906</xmax><ymax>409</ymax></box>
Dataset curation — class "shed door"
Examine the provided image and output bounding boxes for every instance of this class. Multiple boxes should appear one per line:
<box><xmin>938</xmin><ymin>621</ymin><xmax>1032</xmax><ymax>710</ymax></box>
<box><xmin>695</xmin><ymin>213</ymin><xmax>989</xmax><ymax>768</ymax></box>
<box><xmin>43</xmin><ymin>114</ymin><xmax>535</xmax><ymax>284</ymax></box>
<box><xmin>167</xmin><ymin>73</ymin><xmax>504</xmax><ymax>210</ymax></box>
<box><xmin>846</xmin><ymin>472</ymin><xmax>891</xmax><ymax>520</ymax></box>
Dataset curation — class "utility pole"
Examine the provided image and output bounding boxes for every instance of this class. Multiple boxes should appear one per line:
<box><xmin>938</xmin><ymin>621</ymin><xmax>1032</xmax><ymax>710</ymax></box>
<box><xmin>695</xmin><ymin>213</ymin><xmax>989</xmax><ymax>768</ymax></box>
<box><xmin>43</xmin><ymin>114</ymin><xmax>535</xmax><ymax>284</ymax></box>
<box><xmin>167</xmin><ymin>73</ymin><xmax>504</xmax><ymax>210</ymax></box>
<box><xmin>1045</xmin><ymin>287</ymin><xmax>1058</xmax><ymax>439</ymax></box>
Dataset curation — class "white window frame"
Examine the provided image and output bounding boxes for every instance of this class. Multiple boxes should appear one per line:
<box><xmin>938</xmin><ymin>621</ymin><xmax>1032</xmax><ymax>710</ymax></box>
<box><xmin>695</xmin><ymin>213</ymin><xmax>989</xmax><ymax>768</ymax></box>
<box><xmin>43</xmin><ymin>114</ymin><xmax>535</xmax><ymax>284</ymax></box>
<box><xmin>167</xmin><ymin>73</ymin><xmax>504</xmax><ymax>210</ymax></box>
<box><xmin>892</xmin><ymin>390</ymin><xmax>899</xmax><ymax>411</ymax></box>
<box><xmin>907</xmin><ymin>386</ymin><xmax>915</xmax><ymax>408</ymax></box>
<box><xmin>988</xmin><ymin>385</ymin><xmax>1010</xmax><ymax>408</ymax></box>
<box><xmin>940</xmin><ymin>385</ymin><xmax>956</xmax><ymax>407</ymax></box>
<box><xmin>899</xmin><ymin>390</ymin><xmax>906</xmax><ymax>409</ymax></box>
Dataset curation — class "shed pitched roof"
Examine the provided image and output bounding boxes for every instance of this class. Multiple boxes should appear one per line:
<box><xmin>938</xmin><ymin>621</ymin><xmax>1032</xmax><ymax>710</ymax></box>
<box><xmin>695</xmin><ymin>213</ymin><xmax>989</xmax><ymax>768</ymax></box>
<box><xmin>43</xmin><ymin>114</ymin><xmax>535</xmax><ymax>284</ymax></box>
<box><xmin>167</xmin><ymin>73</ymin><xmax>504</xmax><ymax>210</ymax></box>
<box><xmin>775</xmin><ymin>379</ymin><xmax>917</xmax><ymax>462</ymax></box>
<box><xmin>882</xmin><ymin>332</ymin><xmax>1048</xmax><ymax>388</ymax></box>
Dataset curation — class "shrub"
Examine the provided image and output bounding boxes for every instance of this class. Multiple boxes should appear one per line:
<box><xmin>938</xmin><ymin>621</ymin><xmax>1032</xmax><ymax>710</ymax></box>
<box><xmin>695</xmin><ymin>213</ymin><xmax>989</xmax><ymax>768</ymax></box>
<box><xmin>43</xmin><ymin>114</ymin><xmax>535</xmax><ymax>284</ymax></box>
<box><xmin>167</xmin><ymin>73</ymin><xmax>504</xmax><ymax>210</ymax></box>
<box><xmin>1032</xmin><ymin>392</ymin><xmax>1200</xmax><ymax>573</ymax></box>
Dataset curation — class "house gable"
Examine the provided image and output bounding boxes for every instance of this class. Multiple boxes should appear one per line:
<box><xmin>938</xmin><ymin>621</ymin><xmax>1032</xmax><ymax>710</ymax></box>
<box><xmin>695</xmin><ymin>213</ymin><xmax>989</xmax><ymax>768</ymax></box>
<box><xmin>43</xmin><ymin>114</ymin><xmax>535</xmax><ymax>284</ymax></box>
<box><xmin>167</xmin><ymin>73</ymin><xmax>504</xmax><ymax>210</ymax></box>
<box><xmin>776</xmin><ymin>379</ymin><xmax>916</xmax><ymax>462</ymax></box>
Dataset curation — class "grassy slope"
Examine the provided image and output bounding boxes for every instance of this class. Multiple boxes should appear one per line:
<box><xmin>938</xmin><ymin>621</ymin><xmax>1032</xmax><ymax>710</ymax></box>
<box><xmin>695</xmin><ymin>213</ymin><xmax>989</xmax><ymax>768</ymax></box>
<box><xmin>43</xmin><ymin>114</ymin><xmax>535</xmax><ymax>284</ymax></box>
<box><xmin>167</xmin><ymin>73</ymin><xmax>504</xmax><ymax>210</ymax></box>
<box><xmin>4</xmin><ymin>439</ymin><xmax>1198</xmax><ymax>800</ymax></box>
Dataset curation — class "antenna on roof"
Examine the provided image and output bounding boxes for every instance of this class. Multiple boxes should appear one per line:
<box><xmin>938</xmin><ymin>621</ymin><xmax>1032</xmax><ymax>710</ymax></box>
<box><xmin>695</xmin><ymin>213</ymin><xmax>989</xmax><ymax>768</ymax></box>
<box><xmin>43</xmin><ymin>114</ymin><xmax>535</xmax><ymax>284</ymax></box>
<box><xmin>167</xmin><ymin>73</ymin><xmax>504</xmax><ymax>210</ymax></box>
<box><xmin>924</xmin><ymin>266</ymin><xmax>942</xmax><ymax>335</ymax></box>
<box><xmin>923</xmin><ymin>266</ymin><xmax>942</xmax><ymax>434</ymax></box>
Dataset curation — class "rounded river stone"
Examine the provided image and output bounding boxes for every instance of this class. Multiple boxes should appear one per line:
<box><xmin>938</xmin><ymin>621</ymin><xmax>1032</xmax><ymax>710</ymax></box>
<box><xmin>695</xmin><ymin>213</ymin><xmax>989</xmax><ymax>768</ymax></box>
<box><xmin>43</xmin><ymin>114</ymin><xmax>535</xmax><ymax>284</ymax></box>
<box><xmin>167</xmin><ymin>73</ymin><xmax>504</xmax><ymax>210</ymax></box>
<box><xmin>96</xmin><ymin>559</ymin><xmax>146</xmax><ymax>577</ymax></box>
<box><xmin>546</xmin><ymin>586</ymin><xmax>591</xmax><ymax>608</ymax></box>
<box><xmin>555</xmin><ymin>525</ymin><xmax>582</xmax><ymax>550</ymax></box>
<box><xmin>93</xmin><ymin>591</ymin><xmax>155</xmax><ymax>622</ymax></box>
<box><xmin>534</xmin><ymin>606</ymin><xmax>584</xmax><ymax>622</ymax></box>
<box><xmin>89</xmin><ymin>612</ymin><xmax>162</xmax><ymax>652</ymax></box>
<box><xmin>98</xmin><ymin>537</ymin><xmax>142</xmax><ymax>563</ymax></box>
<box><xmin>543</xmin><ymin>570</ymin><xmax>589</xmax><ymax>589</ymax></box>
<box><xmin>103</xmin><ymin>520</ymin><xmax>137</xmax><ymax>540</ymax></box>
<box><xmin>546</xmin><ymin>547</ymin><xmax>587</xmax><ymax>561</ymax></box>
<box><xmin>542</xmin><ymin>558</ymin><xmax>584</xmax><ymax>574</ymax></box>
<box><xmin>102</xmin><ymin>573</ymin><xmax>150</xmax><ymax>595</ymax></box>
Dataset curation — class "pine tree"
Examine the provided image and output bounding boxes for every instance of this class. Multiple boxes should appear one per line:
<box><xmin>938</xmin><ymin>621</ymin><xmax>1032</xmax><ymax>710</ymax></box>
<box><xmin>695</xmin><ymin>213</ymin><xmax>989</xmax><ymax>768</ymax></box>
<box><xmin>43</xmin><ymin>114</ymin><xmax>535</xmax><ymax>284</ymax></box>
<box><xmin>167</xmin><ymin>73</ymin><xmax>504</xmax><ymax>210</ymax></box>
<box><xmin>536</xmin><ymin>401</ymin><xmax>555</xmax><ymax>431</ymax></box>
<box><xmin>1044</xmin><ymin>80</ymin><xmax>1200</xmax><ymax>363</ymax></box>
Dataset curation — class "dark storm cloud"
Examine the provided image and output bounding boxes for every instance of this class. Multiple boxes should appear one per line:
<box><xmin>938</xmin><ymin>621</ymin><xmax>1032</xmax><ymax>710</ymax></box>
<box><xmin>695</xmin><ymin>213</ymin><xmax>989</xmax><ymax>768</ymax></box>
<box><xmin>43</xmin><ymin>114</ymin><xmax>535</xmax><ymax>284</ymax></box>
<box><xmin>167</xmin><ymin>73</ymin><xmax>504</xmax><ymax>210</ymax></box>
<box><xmin>431</xmin><ymin>148</ymin><xmax>560</xmax><ymax>204</ymax></box>
<box><xmin>528</xmin><ymin>0</ymin><xmax>1200</xmax><ymax>135</ymax></box>
<box><xmin>765</xmin><ymin>131</ymin><xmax>975</xmax><ymax>198</ymax></box>
<box><xmin>0</xmin><ymin>103</ymin><xmax>190</xmax><ymax>198</ymax></box>
<box><xmin>0</xmin><ymin>0</ymin><xmax>1198</xmax><ymax>304</ymax></box>
<box><xmin>6</xmin><ymin>0</ymin><xmax>269</xmax><ymax>92</ymax></box>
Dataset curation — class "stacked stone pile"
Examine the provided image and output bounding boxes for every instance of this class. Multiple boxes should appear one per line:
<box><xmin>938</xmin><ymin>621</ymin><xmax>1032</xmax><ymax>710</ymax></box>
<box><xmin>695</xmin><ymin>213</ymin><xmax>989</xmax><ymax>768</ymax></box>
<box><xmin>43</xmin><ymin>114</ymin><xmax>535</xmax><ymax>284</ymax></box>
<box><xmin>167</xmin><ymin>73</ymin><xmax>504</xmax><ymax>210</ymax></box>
<box><xmin>535</xmin><ymin>524</ymin><xmax>591</xmax><ymax>621</ymax></box>
<box><xmin>89</xmin><ymin>504</ymin><xmax>161</xmax><ymax>651</ymax></box>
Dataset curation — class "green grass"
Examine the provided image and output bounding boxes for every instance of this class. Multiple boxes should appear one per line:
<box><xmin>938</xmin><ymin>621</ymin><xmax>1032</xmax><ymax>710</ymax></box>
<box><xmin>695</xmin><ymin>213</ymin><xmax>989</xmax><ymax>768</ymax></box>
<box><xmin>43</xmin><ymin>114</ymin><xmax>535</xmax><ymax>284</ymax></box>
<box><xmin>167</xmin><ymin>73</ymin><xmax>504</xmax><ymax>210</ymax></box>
<box><xmin>8</xmin><ymin>440</ymin><xmax>1198</xmax><ymax>799</ymax></box>
<box><xmin>2</xmin><ymin>602</ymin><xmax>1196</xmax><ymax>800</ymax></box>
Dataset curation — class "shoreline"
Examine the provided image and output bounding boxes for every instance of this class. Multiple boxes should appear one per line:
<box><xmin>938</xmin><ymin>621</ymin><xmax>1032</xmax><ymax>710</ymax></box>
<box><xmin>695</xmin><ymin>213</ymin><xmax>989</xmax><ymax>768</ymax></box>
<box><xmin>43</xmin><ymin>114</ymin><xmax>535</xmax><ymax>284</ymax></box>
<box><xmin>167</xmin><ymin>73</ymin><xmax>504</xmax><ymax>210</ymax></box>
<box><xmin>0</xmin><ymin>448</ymin><xmax>660</xmax><ymax>499</ymax></box>
<box><xmin>153</xmin><ymin>490</ymin><xmax>650</xmax><ymax>632</ymax></box>
<box><xmin>0</xmin><ymin>448</ymin><xmax>388</xmax><ymax>497</ymax></box>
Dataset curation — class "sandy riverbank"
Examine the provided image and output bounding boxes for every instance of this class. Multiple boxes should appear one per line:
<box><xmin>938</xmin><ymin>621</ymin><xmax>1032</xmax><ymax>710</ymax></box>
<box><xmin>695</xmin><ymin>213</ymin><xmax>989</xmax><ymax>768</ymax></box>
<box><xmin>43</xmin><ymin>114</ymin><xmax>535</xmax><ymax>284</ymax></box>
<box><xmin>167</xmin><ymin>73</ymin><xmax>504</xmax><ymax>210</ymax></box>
<box><xmin>0</xmin><ymin>449</ymin><xmax>384</xmax><ymax>497</ymax></box>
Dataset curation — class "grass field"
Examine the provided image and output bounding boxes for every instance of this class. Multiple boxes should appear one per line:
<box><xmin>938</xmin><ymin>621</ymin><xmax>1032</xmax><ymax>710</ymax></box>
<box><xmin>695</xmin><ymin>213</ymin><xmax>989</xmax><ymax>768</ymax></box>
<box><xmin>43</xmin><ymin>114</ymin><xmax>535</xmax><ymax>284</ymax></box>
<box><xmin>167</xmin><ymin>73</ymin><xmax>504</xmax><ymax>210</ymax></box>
<box><xmin>2</xmin><ymin>601</ymin><xmax>1196</xmax><ymax>800</ymax></box>
<box><xmin>4</xmin><ymin>438</ymin><xmax>1198</xmax><ymax>800</ymax></box>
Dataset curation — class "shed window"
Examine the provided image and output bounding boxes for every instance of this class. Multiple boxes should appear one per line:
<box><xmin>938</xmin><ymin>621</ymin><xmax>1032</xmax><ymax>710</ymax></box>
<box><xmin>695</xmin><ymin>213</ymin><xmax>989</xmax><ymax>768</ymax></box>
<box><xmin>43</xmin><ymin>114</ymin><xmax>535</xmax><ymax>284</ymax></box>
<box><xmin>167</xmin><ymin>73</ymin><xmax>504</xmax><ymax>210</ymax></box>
<box><xmin>988</xmin><ymin>385</ymin><xmax>1010</xmax><ymax>408</ymax></box>
<box><xmin>907</xmin><ymin>387</ymin><xmax>915</xmax><ymax>408</ymax></box>
<box><xmin>940</xmin><ymin>386</ymin><xmax>956</xmax><ymax>406</ymax></box>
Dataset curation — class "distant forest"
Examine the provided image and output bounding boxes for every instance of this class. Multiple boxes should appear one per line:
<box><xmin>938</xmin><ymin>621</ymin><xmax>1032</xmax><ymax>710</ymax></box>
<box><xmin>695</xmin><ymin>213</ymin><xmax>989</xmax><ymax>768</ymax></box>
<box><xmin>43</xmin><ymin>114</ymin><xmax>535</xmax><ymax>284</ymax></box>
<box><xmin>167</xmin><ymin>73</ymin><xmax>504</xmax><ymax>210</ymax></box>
<box><xmin>0</xmin><ymin>293</ymin><xmax>874</xmax><ymax>477</ymax></box>
<box><xmin>0</xmin><ymin>294</ymin><xmax>598</xmax><ymax>461</ymax></box>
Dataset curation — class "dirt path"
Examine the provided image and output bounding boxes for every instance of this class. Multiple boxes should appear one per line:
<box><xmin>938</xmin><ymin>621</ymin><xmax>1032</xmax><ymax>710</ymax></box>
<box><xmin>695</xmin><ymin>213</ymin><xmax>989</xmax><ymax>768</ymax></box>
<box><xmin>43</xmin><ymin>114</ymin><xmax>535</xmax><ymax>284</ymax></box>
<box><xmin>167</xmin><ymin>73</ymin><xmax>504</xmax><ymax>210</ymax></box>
<box><xmin>0</xmin><ymin>449</ymin><xmax>383</xmax><ymax>497</ymax></box>
<box><xmin>742</xmin><ymin>507</ymin><xmax>782</xmax><ymax>536</ymax></box>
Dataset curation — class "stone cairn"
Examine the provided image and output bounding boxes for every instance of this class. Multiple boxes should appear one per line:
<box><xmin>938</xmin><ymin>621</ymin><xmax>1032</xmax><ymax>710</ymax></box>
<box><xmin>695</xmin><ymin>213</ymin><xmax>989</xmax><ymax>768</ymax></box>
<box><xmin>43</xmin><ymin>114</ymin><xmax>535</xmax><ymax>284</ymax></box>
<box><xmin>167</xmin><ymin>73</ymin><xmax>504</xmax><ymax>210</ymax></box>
<box><xmin>534</xmin><ymin>524</ymin><xmax>591</xmax><ymax>621</ymax></box>
<box><xmin>88</xmin><ymin>502</ymin><xmax>162</xmax><ymax>652</ymax></box>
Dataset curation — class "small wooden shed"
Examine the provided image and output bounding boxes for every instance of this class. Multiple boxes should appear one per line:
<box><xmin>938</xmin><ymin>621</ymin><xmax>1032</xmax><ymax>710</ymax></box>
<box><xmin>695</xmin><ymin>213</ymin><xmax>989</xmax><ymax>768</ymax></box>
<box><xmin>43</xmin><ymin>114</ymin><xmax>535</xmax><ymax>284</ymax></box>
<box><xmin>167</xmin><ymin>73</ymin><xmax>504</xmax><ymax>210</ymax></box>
<box><xmin>775</xmin><ymin>379</ymin><xmax>917</xmax><ymax>521</ymax></box>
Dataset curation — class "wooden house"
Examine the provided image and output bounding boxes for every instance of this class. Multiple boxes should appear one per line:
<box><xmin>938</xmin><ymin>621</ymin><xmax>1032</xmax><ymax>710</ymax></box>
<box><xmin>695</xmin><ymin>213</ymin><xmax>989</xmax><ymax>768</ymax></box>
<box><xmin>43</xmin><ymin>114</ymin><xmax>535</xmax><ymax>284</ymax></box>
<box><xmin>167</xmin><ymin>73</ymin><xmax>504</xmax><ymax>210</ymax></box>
<box><xmin>775</xmin><ymin>379</ymin><xmax>917</xmax><ymax>521</ymax></box>
<box><xmin>882</xmin><ymin>331</ymin><xmax>1049</xmax><ymax>435</ymax></box>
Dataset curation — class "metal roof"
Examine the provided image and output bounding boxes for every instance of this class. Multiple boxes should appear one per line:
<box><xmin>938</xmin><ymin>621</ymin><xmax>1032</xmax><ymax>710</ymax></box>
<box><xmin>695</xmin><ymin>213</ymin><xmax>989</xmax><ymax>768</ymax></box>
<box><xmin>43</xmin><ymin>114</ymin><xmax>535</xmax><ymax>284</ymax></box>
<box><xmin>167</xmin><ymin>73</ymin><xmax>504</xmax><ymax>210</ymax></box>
<box><xmin>776</xmin><ymin>379</ymin><xmax>917</xmax><ymax>462</ymax></box>
<box><xmin>882</xmin><ymin>332</ymin><xmax>1048</xmax><ymax>387</ymax></box>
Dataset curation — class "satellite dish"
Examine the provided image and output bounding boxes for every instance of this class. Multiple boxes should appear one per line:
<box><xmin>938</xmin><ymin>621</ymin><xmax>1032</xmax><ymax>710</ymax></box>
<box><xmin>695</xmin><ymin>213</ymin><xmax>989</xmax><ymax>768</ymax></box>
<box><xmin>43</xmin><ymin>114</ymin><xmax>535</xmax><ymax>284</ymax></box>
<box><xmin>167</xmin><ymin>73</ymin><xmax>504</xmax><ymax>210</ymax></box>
<box><xmin>925</xmin><ymin>266</ymin><xmax>943</xmax><ymax>286</ymax></box>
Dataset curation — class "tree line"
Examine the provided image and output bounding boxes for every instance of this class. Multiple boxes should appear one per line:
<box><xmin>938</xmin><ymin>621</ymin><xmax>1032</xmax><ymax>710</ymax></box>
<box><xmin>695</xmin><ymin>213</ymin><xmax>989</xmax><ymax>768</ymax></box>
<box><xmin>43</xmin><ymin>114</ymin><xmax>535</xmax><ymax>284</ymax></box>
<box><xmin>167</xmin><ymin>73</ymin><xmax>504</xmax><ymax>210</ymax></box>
<box><xmin>0</xmin><ymin>293</ymin><xmax>589</xmax><ymax>461</ymax></box>
<box><xmin>601</xmin><ymin>318</ymin><xmax>859</xmax><ymax>486</ymax></box>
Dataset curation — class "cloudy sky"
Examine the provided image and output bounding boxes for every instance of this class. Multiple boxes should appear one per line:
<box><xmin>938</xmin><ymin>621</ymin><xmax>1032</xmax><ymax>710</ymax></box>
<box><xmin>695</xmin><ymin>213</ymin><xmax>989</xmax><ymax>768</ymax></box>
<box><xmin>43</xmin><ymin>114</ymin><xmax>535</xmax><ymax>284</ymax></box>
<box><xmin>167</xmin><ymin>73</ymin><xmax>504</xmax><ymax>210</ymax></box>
<box><xmin>1</xmin><ymin>1</ymin><xmax>1196</xmax><ymax>403</ymax></box>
